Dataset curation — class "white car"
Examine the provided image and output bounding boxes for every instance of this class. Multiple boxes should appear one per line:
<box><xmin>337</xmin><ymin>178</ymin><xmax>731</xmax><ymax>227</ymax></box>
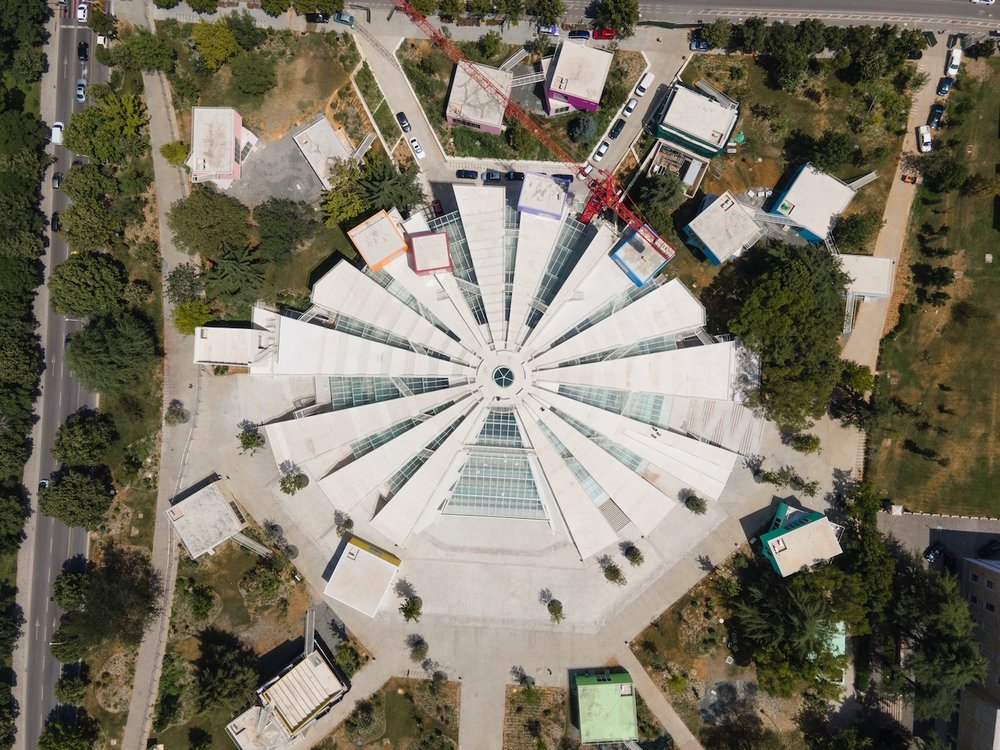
<box><xmin>76</xmin><ymin>78</ymin><xmax>87</xmax><ymax>102</ymax></box>
<box><xmin>580</xmin><ymin>163</ymin><xmax>594</xmax><ymax>178</ymax></box>
<box><xmin>408</xmin><ymin>137</ymin><xmax>425</xmax><ymax>160</ymax></box>
<box><xmin>917</xmin><ymin>125</ymin><xmax>933</xmax><ymax>153</ymax></box>
<box><xmin>76</xmin><ymin>3</ymin><xmax>88</xmax><ymax>22</ymax></box>
<box><xmin>51</xmin><ymin>122</ymin><xmax>64</xmax><ymax>145</ymax></box>
<box><xmin>946</xmin><ymin>47</ymin><xmax>962</xmax><ymax>76</ymax></box>
<box><xmin>971</xmin><ymin>0</ymin><xmax>995</xmax><ymax>5</ymax></box>
<box><xmin>593</xmin><ymin>141</ymin><xmax>610</xmax><ymax>162</ymax></box>
<box><xmin>622</xmin><ymin>98</ymin><xmax>638</xmax><ymax>118</ymax></box>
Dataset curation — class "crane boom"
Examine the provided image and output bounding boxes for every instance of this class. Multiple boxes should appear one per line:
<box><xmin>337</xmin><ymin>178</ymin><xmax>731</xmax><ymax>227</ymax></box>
<box><xmin>391</xmin><ymin>0</ymin><xmax>675</xmax><ymax>262</ymax></box>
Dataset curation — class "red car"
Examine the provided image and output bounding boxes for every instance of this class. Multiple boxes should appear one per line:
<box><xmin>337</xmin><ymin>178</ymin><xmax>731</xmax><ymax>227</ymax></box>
<box><xmin>592</xmin><ymin>27</ymin><xmax>615</xmax><ymax>40</ymax></box>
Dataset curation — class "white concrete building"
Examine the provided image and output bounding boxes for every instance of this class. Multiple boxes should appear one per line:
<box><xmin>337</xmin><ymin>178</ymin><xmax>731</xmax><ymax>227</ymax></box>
<box><xmin>187</xmin><ymin>107</ymin><xmax>258</xmax><ymax>189</ymax></box>
<box><xmin>292</xmin><ymin>114</ymin><xmax>354</xmax><ymax>190</ymax></box>
<box><xmin>654</xmin><ymin>84</ymin><xmax>739</xmax><ymax>158</ymax></box>
<box><xmin>164</xmin><ymin>480</ymin><xmax>245</xmax><ymax>559</ymax></box>
<box><xmin>323</xmin><ymin>536</ymin><xmax>400</xmax><ymax>617</ymax></box>
<box><xmin>683</xmin><ymin>191</ymin><xmax>766</xmax><ymax>265</ymax></box>
<box><xmin>838</xmin><ymin>254</ymin><xmax>895</xmax><ymax>300</ymax></box>
<box><xmin>197</xmin><ymin>183</ymin><xmax>759</xmax><ymax>560</ymax></box>
<box><xmin>445</xmin><ymin>62</ymin><xmax>513</xmax><ymax>134</ymax></box>
<box><xmin>770</xmin><ymin>163</ymin><xmax>857</xmax><ymax>243</ymax></box>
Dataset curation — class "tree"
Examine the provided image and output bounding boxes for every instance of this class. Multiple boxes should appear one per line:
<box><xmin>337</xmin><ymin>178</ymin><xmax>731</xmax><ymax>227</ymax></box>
<box><xmin>701</xmin><ymin>19</ymin><xmax>733</xmax><ymax>49</ymax></box>
<box><xmin>833</xmin><ymin>211</ymin><xmax>883</xmax><ymax>252</ymax></box>
<box><xmin>477</xmin><ymin>31</ymin><xmax>503</xmax><ymax>60</ymax></box>
<box><xmin>38</xmin><ymin>715</ymin><xmax>98</xmax><ymax>750</ymax></box>
<box><xmin>66</xmin><ymin>312</ymin><xmax>158</xmax><ymax>396</ymax></box>
<box><xmin>254</xmin><ymin>198</ymin><xmax>317</xmax><ymax>262</ymax></box>
<box><xmin>52</xmin><ymin>570</ymin><xmax>91</xmax><ymax>611</ymax></box>
<box><xmin>811</xmin><ymin>129</ymin><xmax>856</xmax><ymax>171</ymax></box>
<box><xmin>39</xmin><ymin>471</ymin><xmax>113</xmax><ymax>530</ymax></box>
<box><xmin>279</xmin><ymin>470</ymin><xmax>309</xmax><ymax>495</ymax></box>
<box><xmin>568</xmin><ymin>113</ymin><xmax>596</xmax><ymax>143</ymax></box>
<box><xmin>167</xmin><ymin>185</ymin><xmax>252</xmax><ymax>258</ymax></box>
<box><xmin>64</xmin><ymin>94</ymin><xmax>149</xmax><ymax>164</ymax></box>
<box><xmin>195</xmin><ymin>629</ymin><xmax>258</xmax><ymax>709</ymax></box>
<box><xmin>790</xmin><ymin>433</ymin><xmax>821</xmax><ymax>454</ymax></box>
<box><xmin>400</xmin><ymin>595</ymin><xmax>423</xmax><ymax>622</ymax></box>
<box><xmin>172</xmin><ymin>299</ymin><xmax>213</xmax><ymax>335</ymax></box>
<box><xmin>918</xmin><ymin>151</ymin><xmax>970</xmax><ymax>193</ymax></box>
<box><xmin>602</xmin><ymin>559</ymin><xmax>626</xmax><ymax>585</ymax></box>
<box><xmin>966</xmin><ymin>38</ymin><xmax>995</xmax><ymax>59</ymax></box>
<box><xmin>636</xmin><ymin>171</ymin><xmax>685</xmax><ymax>235</ymax></box>
<box><xmin>547</xmin><ymin>599</ymin><xmax>564</xmax><ymax>622</ymax></box>
<box><xmin>224</xmin><ymin>10</ymin><xmax>268</xmax><ymax>50</ymax></box>
<box><xmin>164</xmin><ymin>400</ymin><xmax>190</xmax><ymax>426</ymax></box>
<box><xmin>52</xmin><ymin>409</ymin><xmax>116</xmax><ymax>467</ymax></box>
<box><xmin>111</xmin><ymin>28</ymin><xmax>177</xmax><ymax>71</ymax></box>
<box><xmin>623</xmin><ymin>544</ymin><xmax>644</xmax><ymax>566</ymax></box>
<box><xmin>712</xmin><ymin>244</ymin><xmax>849</xmax><ymax>429</ymax></box>
<box><xmin>165</xmin><ymin>263</ymin><xmax>205</xmax><ymax>304</ymax></box>
<box><xmin>238</xmin><ymin>428</ymin><xmax>265</xmax><ymax>456</ymax></box>
<box><xmin>87</xmin><ymin>7</ymin><xmax>118</xmax><ymax>37</ymax></box>
<box><xmin>188</xmin><ymin>0</ymin><xmax>220</xmax><ymax>14</ymax></box>
<box><xmin>595</xmin><ymin>0</ymin><xmax>639</xmax><ymax>38</ymax></box>
<box><xmin>206</xmin><ymin>245</ymin><xmax>264</xmax><ymax>309</ymax></box>
<box><xmin>410</xmin><ymin>0</ymin><xmax>437</xmax><ymax>14</ymax></box>
<box><xmin>55</xmin><ymin>671</ymin><xmax>90</xmax><ymax>705</ymax></box>
<box><xmin>321</xmin><ymin>159</ymin><xmax>365</xmax><ymax>225</ymax></box>
<box><xmin>230</xmin><ymin>52</ymin><xmax>277</xmax><ymax>96</ymax></box>
<box><xmin>497</xmin><ymin>0</ymin><xmax>522</xmax><ymax>24</ymax></box>
<box><xmin>188</xmin><ymin>728</ymin><xmax>213</xmax><ymax>750</ymax></box>
<box><xmin>160</xmin><ymin>140</ymin><xmax>188</xmax><ymax>166</ymax></box>
<box><xmin>359</xmin><ymin>153</ymin><xmax>426</xmax><ymax>214</ymax></box>
<box><xmin>191</xmin><ymin>21</ymin><xmax>240</xmax><ymax>71</ymax></box>
<box><xmin>59</xmin><ymin>200</ymin><xmax>122</xmax><ymax>251</ymax></box>
<box><xmin>438</xmin><ymin>0</ymin><xmax>463</xmax><ymax>17</ymax></box>
<box><xmin>526</xmin><ymin>0</ymin><xmax>565</xmax><ymax>25</ymax></box>
<box><xmin>262</xmin><ymin>0</ymin><xmax>292</xmax><ymax>13</ymax></box>
<box><xmin>409</xmin><ymin>635</ymin><xmax>429</xmax><ymax>662</ymax></box>
<box><xmin>839</xmin><ymin>360</ymin><xmax>874</xmax><ymax>394</ymax></box>
<box><xmin>333</xmin><ymin>642</ymin><xmax>362</xmax><ymax>677</ymax></box>
<box><xmin>11</xmin><ymin>46</ymin><xmax>44</xmax><ymax>85</ymax></box>
<box><xmin>685</xmin><ymin>494</ymin><xmax>707</xmax><ymax>514</ymax></box>
<box><xmin>505</xmin><ymin>121</ymin><xmax>533</xmax><ymax>152</ymax></box>
<box><xmin>48</xmin><ymin>253</ymin><xmax>126</xmax><ymax>317</ymax></box>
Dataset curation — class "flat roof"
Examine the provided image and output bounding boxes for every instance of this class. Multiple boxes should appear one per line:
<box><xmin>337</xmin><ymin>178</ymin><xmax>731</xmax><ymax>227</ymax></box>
<box><xmin>659</xmin><ymin>85</ymin><xmax>739</xmax><ymax>149</ymax></box>
<box><xmin>686</xmin><ymin>191</ymin><xmax>765</xmax><ymax>260</ymax></box>
<box><xmin>410</xmin><ymin>232</ymin><xmax>452</xmax><ymax>274</ymax></box>
<box><xmin>547</xmin><ymin>42</ymin><xmax>613</xmax><ymax>104</ymax></box>
<box><xmin>446</xmin><ymin>63</ymin><xmax>512</xmax><ymax>129</ymax></box>
<box><xmin>766</xmin><ymin>515</ymin><xmax>844</xmax><ymax>577</ymax></box>
<box><xmin>261</xmin><ymin>651</ymin><xmax>346</xmax><ymax>735</ymax></box>
<box><xmin>189</xmin><ymin>107</ymin><xmax>238</xmax><ymax>175</ymax></box>
<box><xmin>575</xmin><ymin>672</ymin><xmax>639</xmax><ymax>744</ymax></box>
<box><xmin>610</xmin><ymin>227</ymin><xmax>670</xmax><ymax>286</ymax></box>
<box><xmin>292</xmin><ymin>115</ymin><xmax>352</xmax><ymax>190</ymax></box>
<box><xmin>323</xmin><ymin>537</ymin><xmax>401</xmax><ymax>617</ymax></box>
<box><xmin>838</xmin><ymin>254</ymin><xmax>895</xmax><ymax>298</ymax></box>
<box><xmin>348</xmin><ymin>210</ymin><xmax>408</xmax><ymax>271</ymax></box>
<box><xmin>164</xmin><ymin>481</ymin><xmax>244</xmax><ymax>559</ymax></box>
<box><xmin>517</xmin><ymin>173</ymin><xmax>569</xmax><ymax>220</ymax></box>
<box><xmin>775</xmin><ymin>163</ymin><xmax>856</xmax><ymax>239</ymax></box>
<box><xmin>193</xmin><ymin>326</ymin><xmax>271</xmax><ymax>366</ymax></box>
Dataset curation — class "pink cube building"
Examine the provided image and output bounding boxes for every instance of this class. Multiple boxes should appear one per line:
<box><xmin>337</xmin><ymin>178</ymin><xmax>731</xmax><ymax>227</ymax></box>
<box><xmin>187</xmin><ymin>107</ymin><xmax>257</xmax><ymax>188</ymax></box>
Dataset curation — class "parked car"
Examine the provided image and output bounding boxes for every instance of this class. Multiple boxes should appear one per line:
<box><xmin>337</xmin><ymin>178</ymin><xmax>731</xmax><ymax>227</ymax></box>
<box><xmin>928</xmin><ymin>103</ymin><xmax>944</xmax><ymax>129</ymax></box>
<box><xmin>917</xmin><ymin>125</ymin><xmax>933</xmax><ymax>153</ymax></box>
<box><xmin>634</xmin><ymin>72</ymin><xmax>654</xmax><ymax>97</ymax></box>
<box><xmin>552</xmin><ymin>173</ymin><xmax>573</xmax><ymax>182</ymax></box>
<box><xmin>689</xmin><ymin>39</ymin><xmax>709</xmax><ymax>51</ymax></box>
<box><xmin>907</xmin><ymin>49</ymin><xmax>923</xmax><ymax>60</ymax></box>
<box><xmin>592</xmin><ymin>141</ymin><xmax>610</xmax><ymax>162</ymax></box>
<box><xmin>901</xmin><ymin>173</ymin><xmax>918</xmax><ymax>184</ymax></box>
<box><xmin>972</xmin><ymin>0</ymin><xmax>995</xmax><ymax>5</ymax></box>
<box><xmin>622</xmin><ymin>97</ymin><xmax>638</xmax><ymax>117</ymax></box>
<box><xmin>304</xmin><ymin>12</ymin><xmax>330</xmax><ymax>22</ymax></box>
<box><xmin>51</xmin><ymin>212</ymin><xmax>60</xmax><ymax>232</ymax></box>
<box><xmin>946</xmin><ymin>47</ymin><xmax>962</xmax><ymax>76</ymax></box>
<box><xmin>76</xmin><ymin>3</ymin><xmax>88</xmax><ymax>22</ymax></box>
<box><xmin>38</xmin><ymin>479</ymin><xmax>49</xmax><ymax>491</ymax></box>
<box><xmin>581</xmin><ymin>163</ymin><xmax>594</xmax><ymax>177</ymax></box>
<box><xmin>52</xmin><ymin>171</ymin><xmax>62</xmax><ymax>189</ymax></box>
<box><xmin>538</xmin><ymin>24</ymin><xmax>559</xmax><ymax>36</ymax></box>
<box><xmin>608</xmin><ymin>118</ymin><xmax>625</xmax><ymax>140</ymax></box>
<box><xmin>396</xmin><ymin>112</ymin><xmax>411</xmax><ymax>133</ymax></box>
<box><xmin>937</xmin><ymin>76</ymin><xmax>953</xmax><ymax>96</ymax></box>
<box><xmin>505</xmin><ymin>171</ymin><xmax>525</xmax><ymax>181</ymax></box>
<box><xmin>924</xmin><ymin>540</ymin><xmax>947</xmax><ymax>564</ymax></box>
<box><xmin>483</xmin><ymin>171</ymin><xmax>503</xmax><ymax>182</ymax></box>
<box><xmin>78</xmin><ymin>41</ymin><xmax>89</xmax><ymax>61</ymax></box>
<box><xmin>76</xmin><ymin>78</ymin><xmax>87</xmax><ymax>102</ymax></box>
<box><xmin>409</xmin><ymin>137</ymin><xmax>425</xmax><ymax>159</ymax></box>
<box><xmin>333</xmin><ymin>11</ymin><xmax>355</xmax><ymax>27</ymax></box>
<box><xmin>431</xmin><ymin>198</ymin><xmax>444</xmax><ymax>216</ymax></box>
<box><xmin>592</xmin><ymin>27</ymin><xmax>615</xmax><ymax>40</ymax></box>
<box><xmin>456</xmin><ymin>169</ymin><xmax>478</xmax><ymax>180</ymax></box>
<box><xmin>51</xmin><ymin>122</ymin><xmax>64</xmax><ymax>145</ymax></box>
<box><xmin>568</xmin><ymin>30</ymin><xmax>590</xmax><ymax>40</ymax></box>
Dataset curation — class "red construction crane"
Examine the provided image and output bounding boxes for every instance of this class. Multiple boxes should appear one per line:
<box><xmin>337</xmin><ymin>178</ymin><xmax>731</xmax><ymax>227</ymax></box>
<box><xmin>391</xmin><ymin>0</ymin><xmax>676</xmax><ymax>263</ymax></box>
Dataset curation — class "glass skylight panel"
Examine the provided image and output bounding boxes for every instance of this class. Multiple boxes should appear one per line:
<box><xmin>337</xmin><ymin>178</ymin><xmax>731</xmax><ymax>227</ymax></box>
<box><xmin>350</xmin><ymin>401</ymin><xmax>457</xmax><ymax>459</ymax></box>
<box><xmin>549</xmin><ymin>407</ymin><xmax>646</xmax><ymax>472</ymax></box>
<box><xmin>546</xmin><ymin>280</ymin><xmax>660</xmax><ymax>350</ymax></box>
<box><xmin>475</xmin><ymin>410</ymin><xmax>524</xmax><ymax>448</ymax></box>
<box><xmin>443</xmin><ymin>451</ymin><xmax>546</xmax><ymax>520</ymax></box>
<box><xmin>525</xmin><ymin>218</ymin><xmax>595</xmax><ymax>329</ymax></box>
<box><xmin>328</xmin><ymin>376</ymin><xmax>456</xmax><ymax>411</ymax></box>
<box><xmin>361</xmin><ymin>267</ymin><xmax>460</xmax><ymax>342</ymax></box>
<box><xmin>557</xmin><ymin>385</ymin><xmax>668</xmax><ymax>429</ymax></box>
<box><xmin>383</xmin><ymin>414</ymin><xmax>468</xmax><ymax>497</ymax></box>
<box><xmin>536</xmin><ymin>421</ymin><xmax>609</xmax><ymax>505</ymax></box>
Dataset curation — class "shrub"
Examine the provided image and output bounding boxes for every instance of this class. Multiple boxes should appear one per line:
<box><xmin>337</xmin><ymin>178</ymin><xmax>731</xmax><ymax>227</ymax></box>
<box><xmin>603</xmin><ymin>561</ymin><xmax>626</xmax><ymax>585</ymax></box>
<box><xmin>791</xmin><ymin>433</ymin><xmax>822</xmax><ymax>454</ymax></box>
<box><xmin>409</xmin><ymin>637</ymin><xmax>429</xmax><ymax>662</ymax></box>
<box><xmin>685</xmin><ymin>494</ymin><xmax>708</xmax><ymax>514</ymax></box>
<box><xmin>278</xmin><ymin>471</ymin><xmax>309</xmax><ymax>495</ymax></box>
<box><xmin>547</xmin><ymin>599</ymin><xmax>565</xmax><ymax>623</ymax></box>
<box><xmin>623</xmin><ymin>545</ymin><xmax>644</xmax><ymax>567</ymax></box>
<box><xmin>334</xmin><ymin>642</ymin><xmax>362</xmax><ymax>677</ymax></box>
<box><xmin>160</xmin><ymin>140</ymin><xmax>188</xmax><ymax>166</ymax></box>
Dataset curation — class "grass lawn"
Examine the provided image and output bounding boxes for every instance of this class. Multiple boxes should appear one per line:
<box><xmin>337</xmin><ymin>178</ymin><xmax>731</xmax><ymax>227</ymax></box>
<box><xmin>396</xmin><ymin>39</ymin><xmax>644</xmax><ymax>162</ymax></box>
<box><xmin>655</xmin><ymin>53</ymin><xmax>915</xmax><ymax>290</ymax></box>
<box><xmin>259</xmin><ymin>224</ymin><xmax>356</xmax><ymax>312</ymax></box>
<box><xmin>867</xmin><ymin>59</ymin><xmax>1000</xmax><ymax>516</ymax></box>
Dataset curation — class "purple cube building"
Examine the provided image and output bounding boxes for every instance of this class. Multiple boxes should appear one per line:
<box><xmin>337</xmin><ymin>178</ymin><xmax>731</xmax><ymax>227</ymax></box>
<box><xmin>542</xmin><ymin>41</ymin><xmax>613</xmax><ymax>116</ymax></box>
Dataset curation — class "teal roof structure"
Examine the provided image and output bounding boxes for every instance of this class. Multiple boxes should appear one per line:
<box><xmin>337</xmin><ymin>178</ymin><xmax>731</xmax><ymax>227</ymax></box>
<box><xmin>574</xmin><ymin>671</ymin><xmax>639</xmax><ymax>744</ymax></box>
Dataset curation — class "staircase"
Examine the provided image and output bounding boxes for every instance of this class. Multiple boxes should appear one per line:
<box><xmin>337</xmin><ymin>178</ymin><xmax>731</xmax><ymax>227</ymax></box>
<box><xmin>512</xmin><ymin>70</ymin><xmax>545</xmax><ymax>87</ymax></box>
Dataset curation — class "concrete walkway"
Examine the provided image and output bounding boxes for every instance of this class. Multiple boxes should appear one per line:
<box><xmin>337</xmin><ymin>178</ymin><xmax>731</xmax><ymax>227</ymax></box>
<box><xmin>841</xmin><ymin>43</ymin><xmax>947</xmax><ymax>370</ymax></box>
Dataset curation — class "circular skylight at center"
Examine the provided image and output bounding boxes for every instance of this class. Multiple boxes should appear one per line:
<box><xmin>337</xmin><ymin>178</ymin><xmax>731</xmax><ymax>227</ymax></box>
<box><xmin>492</xmin><ymin>366</ymin><xmax>515</xmax><ymax>388</ymax></box>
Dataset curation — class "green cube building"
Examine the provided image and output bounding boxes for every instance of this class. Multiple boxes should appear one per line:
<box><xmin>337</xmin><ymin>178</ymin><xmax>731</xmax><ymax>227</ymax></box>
<box><xmin>574</xmin><ymin>671</ymin><xmax>639</xmax><ymax>745</ymax></box>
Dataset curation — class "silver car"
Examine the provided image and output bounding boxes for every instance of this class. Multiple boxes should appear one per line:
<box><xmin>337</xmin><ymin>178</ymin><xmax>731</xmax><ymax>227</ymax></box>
<box><xmin>76</xmin><ymin>78</ymin><xmax>87</xmax><ymax>102</ymax></box>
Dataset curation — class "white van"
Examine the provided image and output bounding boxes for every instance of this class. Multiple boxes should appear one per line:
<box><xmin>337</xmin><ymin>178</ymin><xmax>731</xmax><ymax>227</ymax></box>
<box><xmin>947</xmin><ymin>47</ymin><xmax>962</xmax><ymax>76</ymax></box>
<box><xmin>635</xmin><ymin>72</ymin><xmax>655</xmax><ymax>97</ymax></box>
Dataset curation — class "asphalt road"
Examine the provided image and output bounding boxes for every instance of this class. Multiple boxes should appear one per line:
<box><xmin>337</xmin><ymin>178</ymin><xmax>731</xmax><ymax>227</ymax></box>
<box><xmin>18</xmin><ymin>6</ymin><xmax>101</xmax><ymax>748</ymax></box>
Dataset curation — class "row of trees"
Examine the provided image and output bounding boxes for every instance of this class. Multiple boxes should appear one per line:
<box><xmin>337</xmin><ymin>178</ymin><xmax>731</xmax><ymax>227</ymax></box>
<box><xmin>727</xmin><ymin>484</ymin><xmax>985</xmax><ymax>725</ymax></box>
<box><xmin>0</xmin><ymin>0</ymin><xmax>58</xmax><ymax>743</ymax></box>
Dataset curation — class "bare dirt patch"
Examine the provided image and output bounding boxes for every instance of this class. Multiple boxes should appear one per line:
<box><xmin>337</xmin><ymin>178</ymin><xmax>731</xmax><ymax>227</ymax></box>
<box><xmin>94</xmin><ymin>650</ymin><xmax>136</xmax><ymax>714</ymax></box>
<box><xmin>502</xmin><ymin>685</ymin><xmax>568</xmax><ymax>750</ymax></box>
